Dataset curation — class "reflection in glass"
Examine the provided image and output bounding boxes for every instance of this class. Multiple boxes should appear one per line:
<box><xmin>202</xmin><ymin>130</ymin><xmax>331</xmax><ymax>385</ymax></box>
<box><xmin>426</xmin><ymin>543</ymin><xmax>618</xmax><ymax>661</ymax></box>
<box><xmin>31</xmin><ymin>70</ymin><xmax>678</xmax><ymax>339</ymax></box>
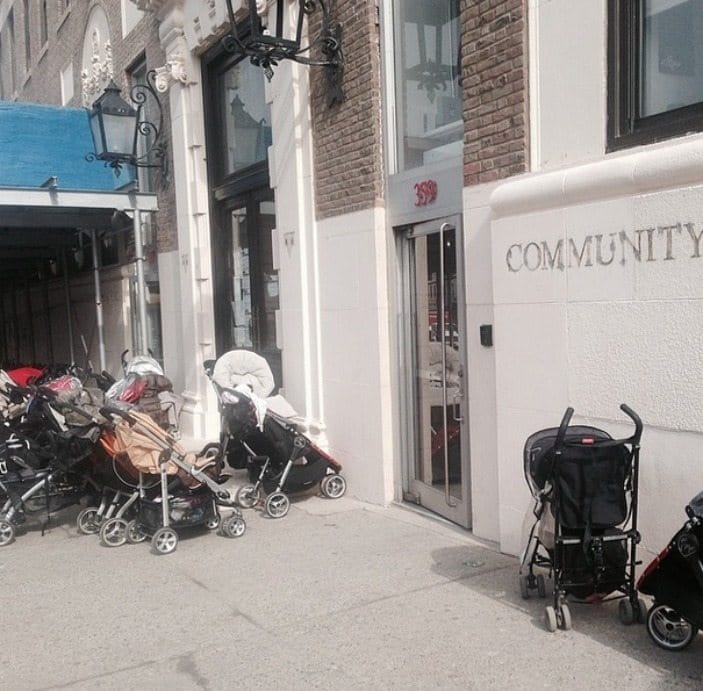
<box><xmin>222</xmin><ymin>60</ymin><xmax>272</xmax><ymax>175</ymax></box>
<box><xmin>412</xmin><ymin>228</ymin><xmax>463</xmax><ymax>499</ymax></box>
<box><xmin>230</xmin><ymin>207</ymin><xmax>253</xmax><ymax>348</ymax></box>
<box><xmin>640</xmin><ymin>0</ymin><xmax>703</xmax><ymax>117</ymax></box>
<box><xmin>394</xmin><ymin>0</ymin><xmax>462</xmax><ymax>171</ymax></box>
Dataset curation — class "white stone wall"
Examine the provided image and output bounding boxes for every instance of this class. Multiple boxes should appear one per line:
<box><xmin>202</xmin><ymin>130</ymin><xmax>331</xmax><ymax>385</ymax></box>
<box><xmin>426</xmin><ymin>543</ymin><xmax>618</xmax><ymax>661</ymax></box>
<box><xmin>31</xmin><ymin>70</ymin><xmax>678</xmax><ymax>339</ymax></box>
<box><xmin>465</xmin><ymin>0</ymin><xmax>703</xmax><ymax>558</ymax></box>
<box><xmin>315</xmin><ymin>207</ymin><xmax>395</xmax><ymax>505</ymax></box>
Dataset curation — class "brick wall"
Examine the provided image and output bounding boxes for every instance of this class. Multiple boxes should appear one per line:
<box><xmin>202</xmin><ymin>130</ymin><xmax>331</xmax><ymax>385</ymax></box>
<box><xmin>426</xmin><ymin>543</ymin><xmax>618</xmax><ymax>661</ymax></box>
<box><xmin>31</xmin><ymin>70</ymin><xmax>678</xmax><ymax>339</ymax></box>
<box><xmin>462</xmin><ymin>0</ymin><xmax>529</xmax><ymax>186</ymax></box>
<box><xmin>309</xmin><ymin>0</ymin><xmax>384</xmax><ymax>220</ymax></box>
<box><xmin>3</xmin><ymin>1</ymin><xmax>176</xmax><ymax>253</ymax></box>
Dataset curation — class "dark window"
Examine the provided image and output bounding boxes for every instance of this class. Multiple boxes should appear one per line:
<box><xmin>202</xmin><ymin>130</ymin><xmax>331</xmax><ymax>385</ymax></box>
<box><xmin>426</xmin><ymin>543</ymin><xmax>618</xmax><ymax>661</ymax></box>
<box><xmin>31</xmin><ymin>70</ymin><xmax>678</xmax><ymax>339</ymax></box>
<box><xmin>608</xmin><ymin>0</ymin><xmax>703</xmax><ymax>151</ymax></box>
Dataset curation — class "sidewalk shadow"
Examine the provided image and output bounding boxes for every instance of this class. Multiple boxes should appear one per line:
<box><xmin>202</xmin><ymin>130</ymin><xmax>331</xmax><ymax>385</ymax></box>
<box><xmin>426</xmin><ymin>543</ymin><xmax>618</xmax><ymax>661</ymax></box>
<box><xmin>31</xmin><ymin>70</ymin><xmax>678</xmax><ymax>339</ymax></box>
<box><xmin>431</xmin><ymin>544</ymin><xmax>703</xmax><ymax>684</ymax></box>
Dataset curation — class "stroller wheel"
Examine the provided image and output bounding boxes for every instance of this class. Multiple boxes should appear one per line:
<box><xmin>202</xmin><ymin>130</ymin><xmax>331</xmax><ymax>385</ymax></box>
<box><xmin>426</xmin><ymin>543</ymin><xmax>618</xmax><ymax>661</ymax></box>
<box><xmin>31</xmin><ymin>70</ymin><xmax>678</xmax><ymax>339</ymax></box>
<box><xmin>559</xmin><ymin>604</ymin><xmax>572</xmax><ymax>631</ymax></box>
<box><xmin>205</xmin><ymin>515</ymin><xmax>222</xmax><ymax>530</ymax></box>
<box><xmin>151</xmin><ymin>527</ymin><xmax>178</xmax><ymax>555</ymax></box>
<box><xmin>77</xmin><ymin>507</ymin><xmax>102</xmax><ymax>535</ymax></box>
<box><xmin>126</xmin><ymin>520</ymin><xmax>148</xmax><ymax>544</ymax></box>
<box><xmin>618</xmin><ymin>598</ymin><xmax>635</xmax><ymax>625</ymax></box>
<box><xmin>0</xmin><ymin>518</ymin><xmax>15</xmax><ymax>547</ymax></box>
<box><xmin>100</xmin><ymin>518</ymin><xmax>128</xmax><ymax>548</ymax></box>
<box><xmin>265</xmin><ymin>492</ymin><xmax>290</xmax><ymax>519</ymax></box>
<box><xmin>321</xmin><ymin>473</ymin><xmax>346</xmax><ymax>499</ymax></box>
<box><xmin>544</xmin><ymin>605</ymin><xmax>558</xmax><ymax>633</ymax></box>
<box><xmin>519</xmin><ymin>575</ymin><xmax>530</xmax><ymax>600</ymax></box>
<box><xmin>221</xmin><ymin>514</ymin><xmax>246</xmax><ymax>538</ymax></box>
<box><xmin>646</xmin><ymin>604</ymin><xmax>698</xmax><ymax>651</ymax></box>
<box><xmin>236</xmin><ymin>484</ymin><xmax>261</xmax><ymax>509</ymax></box>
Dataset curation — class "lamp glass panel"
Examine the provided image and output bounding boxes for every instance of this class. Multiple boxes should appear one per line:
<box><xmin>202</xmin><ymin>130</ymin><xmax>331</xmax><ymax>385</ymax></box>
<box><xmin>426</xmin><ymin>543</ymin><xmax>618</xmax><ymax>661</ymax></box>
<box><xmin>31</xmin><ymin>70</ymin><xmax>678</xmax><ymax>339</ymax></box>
<box><xmin>394</xmin><ymin>0</ymin><xmax>462</xmax><ymax>172</ymax></box>
<box><xmin>102</xmin><ymin>111</ymin><xmax>137</xmax><ymax>157</ymax></box>
<box><xmin>221</xmin><ymin>58</ymin><xmax>272</xmax><ymax>175</ymax></box>
<box><xmin>88</xmin><ymin>110</ymin><xmax>106</xmax><ymax>156</ymax></box>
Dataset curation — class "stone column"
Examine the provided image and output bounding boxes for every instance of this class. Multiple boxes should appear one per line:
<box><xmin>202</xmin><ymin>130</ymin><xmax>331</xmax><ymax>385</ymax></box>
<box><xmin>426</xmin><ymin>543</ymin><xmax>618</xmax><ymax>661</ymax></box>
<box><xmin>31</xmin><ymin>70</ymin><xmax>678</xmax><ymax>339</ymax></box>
<box><xmin>139</xmin><ymin>0</ymin><xmax>219</xmax><ymax>437</ymax></box>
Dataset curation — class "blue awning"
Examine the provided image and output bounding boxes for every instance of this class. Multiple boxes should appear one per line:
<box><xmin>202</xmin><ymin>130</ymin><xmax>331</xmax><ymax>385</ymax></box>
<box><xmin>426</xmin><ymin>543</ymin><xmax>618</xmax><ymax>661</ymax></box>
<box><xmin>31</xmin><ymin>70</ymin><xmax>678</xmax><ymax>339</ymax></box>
<box><xmin>0</xmin><ymin>101</ymin><xmax>133</xmax><ymax>190</ymax></box>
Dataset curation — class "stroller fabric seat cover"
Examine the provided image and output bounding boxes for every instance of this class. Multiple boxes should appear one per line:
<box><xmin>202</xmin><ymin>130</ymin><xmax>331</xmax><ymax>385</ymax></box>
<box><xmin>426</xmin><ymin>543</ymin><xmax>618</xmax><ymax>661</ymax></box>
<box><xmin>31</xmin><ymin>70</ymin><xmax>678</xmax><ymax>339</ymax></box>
<box><xmin>113</xmin><ymin>411</ymin><xmax>200</xmax><ymax>477</ymax></box>
<box><xmin>554</xmin><ymin>439</ymin><xmax>631</xmax><ymax>530</ymax></box>
<box><xmin>524</xmin><ymin>425</ymin><xmax>613</xmax><ymax>498</ymax></box>
<box><xmin>212</xmin><ymin>350</ymin><xmax>275</xmax><ymax>398</ymax></box>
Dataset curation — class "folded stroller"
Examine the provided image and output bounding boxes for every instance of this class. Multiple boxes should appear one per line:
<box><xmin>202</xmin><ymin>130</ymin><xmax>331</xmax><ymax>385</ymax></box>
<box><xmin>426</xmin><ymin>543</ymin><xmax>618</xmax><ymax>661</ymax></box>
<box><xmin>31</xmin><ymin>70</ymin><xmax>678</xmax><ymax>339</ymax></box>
<box><xmin>204</xmin><ymin>350</ymin><xmax>346</xmax><ymax>519</ymax></box>
<box><xmin>519</xmin><ymin>404</ymin><xmax>644</xmax><ymax>631</ymax></box>
<box><xmin>0</xmin><ymin>392</ymin><xmax>101</xmax><ymax>546</ymax></box>
<box><xmin>98</xmin><ymin>406</ymin><xmax>245</xmax><ymax>555</ymax></box>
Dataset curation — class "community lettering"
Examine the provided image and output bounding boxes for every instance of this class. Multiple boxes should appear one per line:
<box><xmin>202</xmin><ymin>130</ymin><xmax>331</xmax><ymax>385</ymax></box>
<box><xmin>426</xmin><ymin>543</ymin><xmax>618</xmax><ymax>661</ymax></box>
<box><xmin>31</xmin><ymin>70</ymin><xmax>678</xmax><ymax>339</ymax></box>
<box><xmin>505</xmin><ymin>222</ymin><xmax>703</xmax><ymax>273</ymax></box>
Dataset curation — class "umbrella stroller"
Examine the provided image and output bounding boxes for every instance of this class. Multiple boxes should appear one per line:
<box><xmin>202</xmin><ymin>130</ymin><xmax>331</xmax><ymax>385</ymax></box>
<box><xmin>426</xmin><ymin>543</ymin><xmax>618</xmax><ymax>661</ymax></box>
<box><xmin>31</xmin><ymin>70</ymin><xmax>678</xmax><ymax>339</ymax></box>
<box><xmin>519</xmin><ymin>404</ymin><xmax>644</xmax><ymax>632</ymax></box>
<box><xmin>98</xmin><ymin>406</ymin><xmax>245</xmax><ymax>555</ymax></box>
<box><xmin>637</xmin><ymin>491</ymin><xmax>703</xmax><ymax>651</ymax></box>
<box><xmin>204</xmin><ymin>350</ymin><xmax>346</xmax><ymax>519</ymax></box>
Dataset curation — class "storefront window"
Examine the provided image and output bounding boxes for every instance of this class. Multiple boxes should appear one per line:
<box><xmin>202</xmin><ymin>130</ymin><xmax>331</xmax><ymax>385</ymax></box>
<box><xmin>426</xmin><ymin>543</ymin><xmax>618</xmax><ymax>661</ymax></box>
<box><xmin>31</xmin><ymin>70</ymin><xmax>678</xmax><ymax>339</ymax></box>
<box><xmin>222</xmin><ymin>59</ymin><xmax>272</xmax><ymax>176</ymax></box>
<box><xmin>608</xmin><ymin>0</ymin><xmax>703</xmax><ymax>149</ymax></box>
<box><xmin>394</xmin><ymin>0</ymin><xmax>462</xmax><ymax>172</ymax></box>
<box><xmin>640</xmin><ymin>0</ymin><xmax>703</xmax><ymax>117</ymax></box>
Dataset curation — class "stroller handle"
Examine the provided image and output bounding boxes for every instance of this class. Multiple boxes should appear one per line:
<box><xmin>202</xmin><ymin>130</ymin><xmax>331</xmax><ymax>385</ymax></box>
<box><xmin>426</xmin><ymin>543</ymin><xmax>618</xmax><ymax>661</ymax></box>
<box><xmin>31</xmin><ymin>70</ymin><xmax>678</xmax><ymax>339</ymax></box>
<box><xmin>619</xmin><ymin>403</ymin><xmax>643</xmax><ymax>441</ymax></box>
<box><xmin>554</xmin><ymin>407</ymin><xmax>574</xmax><ymax>449</ymax></box>
<box><xmin>99</xmin><ymin>405</ymin><xmax>137</xmax><ymax>426</ymax></box>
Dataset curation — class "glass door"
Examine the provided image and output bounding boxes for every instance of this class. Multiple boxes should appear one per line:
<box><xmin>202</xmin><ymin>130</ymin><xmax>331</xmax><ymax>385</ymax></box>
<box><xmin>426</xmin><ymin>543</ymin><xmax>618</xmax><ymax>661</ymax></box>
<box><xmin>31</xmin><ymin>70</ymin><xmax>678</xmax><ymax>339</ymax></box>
<box><xmin>213</xmin><ymin>188</ymin><xmax>281</xmax><ymax>388</ymax></box>
<box><xmin>400</xmin><ymin>216</ymin><xmax>470</xmax><ymax>527</ymax></box>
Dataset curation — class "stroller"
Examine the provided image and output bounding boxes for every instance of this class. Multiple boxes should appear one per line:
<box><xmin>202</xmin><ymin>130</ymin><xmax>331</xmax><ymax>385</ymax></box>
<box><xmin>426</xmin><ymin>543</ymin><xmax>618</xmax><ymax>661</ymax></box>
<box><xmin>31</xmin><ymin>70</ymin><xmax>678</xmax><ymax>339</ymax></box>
<box><xmin>105</xmin><ymin>351</ymin><xmax>183</xmax><ymax>434</ymax></box>
<box><xmin>0</xmin><ymin>390</ymin><xmax>102</xmax><ymax>546</ymax></box>
<box><xmin>519</xmin><ymin>404</ymin><xmax>644</xmax><ymax>631</ymax></box>
<box><xmin>98</xmin><ymin>406</ymin><xmax>245</xmax><ymax>555</ymax></box>
<box><xmin>638</xmin><ymin>491</ymin><xmax>703</xmax><ymax>651</ymax></box>
<box><xmin>204</xmin><ymin>350</ymin><xmax>346</xmax><ymax>519</ymax></box>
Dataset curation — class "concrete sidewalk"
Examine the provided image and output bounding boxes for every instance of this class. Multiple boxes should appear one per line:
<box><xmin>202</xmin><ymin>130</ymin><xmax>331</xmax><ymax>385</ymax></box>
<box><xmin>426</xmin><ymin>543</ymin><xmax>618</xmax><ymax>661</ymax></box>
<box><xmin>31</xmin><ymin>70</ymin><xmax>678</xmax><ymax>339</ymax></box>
<box><xmin>1</xmin><ymin>484</ymin><xmax>702</xmax><ymax>690</ymax></box>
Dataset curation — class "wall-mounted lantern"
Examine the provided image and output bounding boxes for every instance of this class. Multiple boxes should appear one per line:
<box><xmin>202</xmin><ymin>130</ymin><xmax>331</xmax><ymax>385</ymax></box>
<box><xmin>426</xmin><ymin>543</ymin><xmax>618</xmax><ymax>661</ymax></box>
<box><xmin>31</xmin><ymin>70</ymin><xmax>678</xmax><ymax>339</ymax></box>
<box><xmin>223</xmin><ymin>0</ymin><xmax>344</xmax><ymax>107</ymax></box>
<box><xmin>87</xmin><ymin>71</ymin><xmax>167</xmax><ymax>177</ymax></box>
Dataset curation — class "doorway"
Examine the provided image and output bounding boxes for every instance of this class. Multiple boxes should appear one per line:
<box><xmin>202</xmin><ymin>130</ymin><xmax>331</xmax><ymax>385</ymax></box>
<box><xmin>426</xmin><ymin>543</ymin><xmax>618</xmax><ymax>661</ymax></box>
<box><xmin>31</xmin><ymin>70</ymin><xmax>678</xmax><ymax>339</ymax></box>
<box><xmin>399</xmin><ymin>215</ymin><xmax>470</xmax><ymax>527</ymax></box>
<box><xmin>212</xmin><ymin>187</ymin><xmax>281</xmax><ymax>388</ymax></box>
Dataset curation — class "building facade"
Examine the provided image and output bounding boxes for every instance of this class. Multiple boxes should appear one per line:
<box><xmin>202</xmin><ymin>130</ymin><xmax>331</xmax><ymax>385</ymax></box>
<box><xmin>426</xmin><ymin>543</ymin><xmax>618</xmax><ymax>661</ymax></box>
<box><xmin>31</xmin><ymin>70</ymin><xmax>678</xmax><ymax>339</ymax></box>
<box><xmin>1</xmin><ymin>0</ymin><xmax>702</xmax><ymax>561</ymax></box>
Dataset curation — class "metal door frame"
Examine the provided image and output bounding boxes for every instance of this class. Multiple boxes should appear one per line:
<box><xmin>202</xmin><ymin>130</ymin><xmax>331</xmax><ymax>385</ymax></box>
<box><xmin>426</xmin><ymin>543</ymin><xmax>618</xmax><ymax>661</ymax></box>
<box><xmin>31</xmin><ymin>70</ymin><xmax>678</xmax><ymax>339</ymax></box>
<box><xmin>398</xmin><ymin>214</ymin><xmax>471</xmax><ymax>528</ymax></box>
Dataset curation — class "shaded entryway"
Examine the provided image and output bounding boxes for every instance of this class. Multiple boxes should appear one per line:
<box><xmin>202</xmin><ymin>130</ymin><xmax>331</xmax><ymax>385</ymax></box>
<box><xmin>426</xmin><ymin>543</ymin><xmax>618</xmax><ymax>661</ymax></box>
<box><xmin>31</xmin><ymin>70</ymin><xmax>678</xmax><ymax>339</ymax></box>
<box><xmin>0</xmin><ymin>102</ymin><xmax>158</xmax><ymax>371</ymax></box>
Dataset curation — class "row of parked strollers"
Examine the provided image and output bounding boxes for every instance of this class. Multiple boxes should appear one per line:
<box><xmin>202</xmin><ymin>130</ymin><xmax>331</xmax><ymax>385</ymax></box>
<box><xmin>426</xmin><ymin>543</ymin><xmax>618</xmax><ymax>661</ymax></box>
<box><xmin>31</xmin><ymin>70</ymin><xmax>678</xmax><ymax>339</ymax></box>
<box><xmin>519</xmin><ymin>403</ymin><xmax>703</xmax><ymax>652</ymax></box>
<box><xmin>0</xmin><ymin>350</ymin><xmax>346</xmax><ymax>556</ymax></box>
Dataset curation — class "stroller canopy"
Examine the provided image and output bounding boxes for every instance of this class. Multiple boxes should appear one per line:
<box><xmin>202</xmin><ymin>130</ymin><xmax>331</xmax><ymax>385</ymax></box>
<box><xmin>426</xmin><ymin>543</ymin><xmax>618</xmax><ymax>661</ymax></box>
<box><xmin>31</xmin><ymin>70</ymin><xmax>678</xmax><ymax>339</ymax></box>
<box><xmin>212</xmin><ymin>350</ymin><xmax>275</xmax><ymax>398</ymax></box>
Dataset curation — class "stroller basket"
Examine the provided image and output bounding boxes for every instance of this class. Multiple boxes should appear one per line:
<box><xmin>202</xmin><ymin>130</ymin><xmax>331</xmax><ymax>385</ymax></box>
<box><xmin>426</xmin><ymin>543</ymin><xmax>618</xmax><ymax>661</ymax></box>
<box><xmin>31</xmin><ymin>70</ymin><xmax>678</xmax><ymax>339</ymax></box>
<box><xmin>138</xmin><ymin>492</ymin><xmax>218</xmax><ymax>532</ymax></box>
<box><xmin>519</xmin><ymin>404</ymin><xmax>644</xmax><ymax>632</ymax></box>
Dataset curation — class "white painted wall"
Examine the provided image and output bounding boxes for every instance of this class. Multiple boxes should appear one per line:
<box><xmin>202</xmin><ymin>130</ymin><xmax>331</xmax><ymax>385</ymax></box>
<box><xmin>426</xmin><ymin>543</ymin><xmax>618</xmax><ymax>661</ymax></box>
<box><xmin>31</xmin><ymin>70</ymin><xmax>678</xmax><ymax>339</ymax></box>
<box><xmin>472</xmin><ymin>137</ymin><xmax>703</xmax><ymax>558</ymax></box>
<box><xmin>316</xmin><ymin>208</ymin><xmax>395</xmax><ymax>505</ymax></box>
<box><xmin>529</xmin><ymin>0</ymin><xmax>606</xmax><ymax>170</ymax></box>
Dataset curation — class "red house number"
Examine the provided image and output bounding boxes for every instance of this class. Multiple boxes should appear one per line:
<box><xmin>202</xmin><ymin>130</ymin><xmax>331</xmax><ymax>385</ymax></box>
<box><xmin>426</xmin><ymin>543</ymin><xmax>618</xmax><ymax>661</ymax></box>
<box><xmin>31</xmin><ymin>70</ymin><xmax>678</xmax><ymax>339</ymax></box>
<box><xmin>414</xmin><ymin>179</ymin><xmax>438</xmax><ymax>206</ymax></box>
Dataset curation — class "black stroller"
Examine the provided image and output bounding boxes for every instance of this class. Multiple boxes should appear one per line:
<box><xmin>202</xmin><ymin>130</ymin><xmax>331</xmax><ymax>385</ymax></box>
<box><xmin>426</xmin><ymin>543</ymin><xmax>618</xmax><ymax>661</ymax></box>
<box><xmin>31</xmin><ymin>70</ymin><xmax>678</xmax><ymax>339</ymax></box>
<box><xmin>638</xmin><ymin>491</ymin><xmax>703</xmax><ymax>650</ymax></box>
<box><xmin>204</xmin><ymin>351</ymin><xmax>346</xmax><ymax>519</ymax></box>
<box><xmin>519</xmin><ymin>404</ymin><xmax>644</xmax><ymax>631</ymax></box>
<box><xmin>0</xmin><ymin>391</ymin><xmax>102</xmax><ymax>546</ymax></box>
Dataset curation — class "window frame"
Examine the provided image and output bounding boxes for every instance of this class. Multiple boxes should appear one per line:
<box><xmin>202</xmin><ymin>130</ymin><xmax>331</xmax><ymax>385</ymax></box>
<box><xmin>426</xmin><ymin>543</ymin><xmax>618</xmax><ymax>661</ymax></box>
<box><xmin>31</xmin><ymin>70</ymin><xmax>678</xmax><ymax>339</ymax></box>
<box><xmin>608</xmin><ymin>0</ymin><xmax>703</xmax><ymax>151</ymax></box>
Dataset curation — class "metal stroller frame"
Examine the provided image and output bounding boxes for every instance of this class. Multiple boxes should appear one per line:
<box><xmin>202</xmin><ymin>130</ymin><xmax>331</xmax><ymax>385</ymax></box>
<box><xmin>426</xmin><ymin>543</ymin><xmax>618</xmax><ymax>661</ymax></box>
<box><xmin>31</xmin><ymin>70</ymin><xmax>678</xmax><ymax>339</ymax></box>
<box><xmin>98</xmin><ymin>406</ymin><xmax>246</xmax><ymax>555</ymax></box>
<box><xmin>519</xmin><ymin>404</ymin><xmax>644</xmax><ymax>631</ymax></box>
<box><xmin>234</xmin><ymin>409</ymin><xmax>346</xmax><ymax>518</ymax></box>
<box><xmin>203</xmin><ymin>358</ymin><xmax>346</xmax><ymax>519</ymax></box>
<box><xmin>0</xmin><ymin>398</ymin><xmax>101</xmax><ymax>546</ymax></box>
